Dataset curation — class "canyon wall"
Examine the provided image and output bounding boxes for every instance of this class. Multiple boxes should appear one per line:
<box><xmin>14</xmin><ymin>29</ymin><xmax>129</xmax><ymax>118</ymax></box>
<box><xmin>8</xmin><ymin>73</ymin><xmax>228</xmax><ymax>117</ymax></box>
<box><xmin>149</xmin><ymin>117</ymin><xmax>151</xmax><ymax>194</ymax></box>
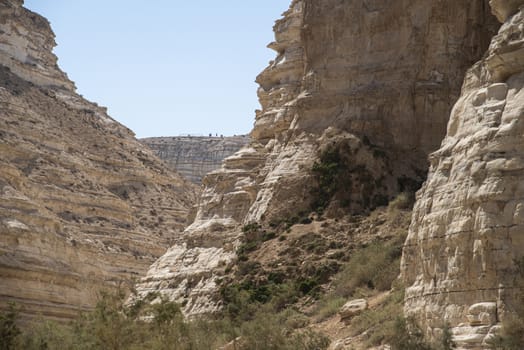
<box><xmin>134</xmin><ymin>0</ymin><xmax>498</xmax><ymax>316</ymax></box>
<box><xmin>0</xmin><ymin>0</ymin><xmax>196</xmax><ymax>320</ymax></box>
<box><xmin>140</xmin><ymin>136</ymin><xmax>250</xmax><ymax>183</ymax></box>
<box><xmin>401</xmin><ymin>1</ymin><xmax>524</xmax><ymax>348</ymax></box>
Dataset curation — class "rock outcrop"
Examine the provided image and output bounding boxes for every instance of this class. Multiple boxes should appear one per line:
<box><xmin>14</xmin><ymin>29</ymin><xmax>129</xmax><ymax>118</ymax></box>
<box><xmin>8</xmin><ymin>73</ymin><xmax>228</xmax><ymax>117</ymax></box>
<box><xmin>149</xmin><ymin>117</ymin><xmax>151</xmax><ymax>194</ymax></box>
<box><xmin>134</xmin><ymin>0</ymin><xmax>498</xmax><ymax>316</ymax></box>
<box><xmin>401</xmin><ymin>1</ymin><xmax>524</xmax><ymax>348</ymax></box>
<box><xmin>140</xmin><ymin>136</ymin><xmax>250</xmax><ymax>183</ymax></box>
<box><xmin>0</xmin><ymin>0</ymin><xmax>74</xmax><ymax>91</ymax></box>
<box><xmin>339</xmin><ymin>299</ymin><xmax>368</xmax><ymax>322</ymax></box>
<box><xmin>0</xmin><ymin>0</ymin><xmax>196</xmax><ymax>320</ymax></box>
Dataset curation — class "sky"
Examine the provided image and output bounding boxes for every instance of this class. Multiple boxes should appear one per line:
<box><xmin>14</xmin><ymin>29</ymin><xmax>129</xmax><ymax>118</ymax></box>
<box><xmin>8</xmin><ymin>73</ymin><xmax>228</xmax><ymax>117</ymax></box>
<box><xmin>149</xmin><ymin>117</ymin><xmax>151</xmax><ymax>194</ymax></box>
<box><xmin>23</xmin><ymin>1</ymin><xmax>290</xmax><ymax>138</ymax></box>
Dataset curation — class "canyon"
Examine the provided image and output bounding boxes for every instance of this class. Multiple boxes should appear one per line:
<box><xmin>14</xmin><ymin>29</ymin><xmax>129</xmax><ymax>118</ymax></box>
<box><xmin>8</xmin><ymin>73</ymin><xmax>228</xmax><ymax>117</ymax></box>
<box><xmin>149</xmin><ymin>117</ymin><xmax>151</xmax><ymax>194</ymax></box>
<box><xmin>134</xmin><ymin>0</ymin><xmax>499</xmax><ymax>321</ymax></box>
<box><xmin>0</xmin><ymin>0</ymin><xmax>196</xmax><ymax>320</ymax></box>
<box><xmin>2</xmin><ymin>0</ymin><xmax>524</xmax><ymax>349</ymax></box>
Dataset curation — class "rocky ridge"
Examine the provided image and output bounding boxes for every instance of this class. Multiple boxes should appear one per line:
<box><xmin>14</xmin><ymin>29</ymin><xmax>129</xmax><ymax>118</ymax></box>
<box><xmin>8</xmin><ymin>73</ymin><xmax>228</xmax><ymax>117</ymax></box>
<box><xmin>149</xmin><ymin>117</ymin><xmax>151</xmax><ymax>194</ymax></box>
<box><xmin>0</xmin><ymin>0</ymin><xmax>196</xmax><ymax>320</ymax></box>
<box><xmin>134</xmin><ymin>0</ymin><xmax>498</xmax><ymax>316</ymax></box>
<box><xmin>401</xmin><ymin>1</ymin><xmax>524</xmax><ymax>348</ymax></box>
<box><xmin>140</xmin><ymin>136</ymin><xmax>250</xmax><ymax>183</ymax></box>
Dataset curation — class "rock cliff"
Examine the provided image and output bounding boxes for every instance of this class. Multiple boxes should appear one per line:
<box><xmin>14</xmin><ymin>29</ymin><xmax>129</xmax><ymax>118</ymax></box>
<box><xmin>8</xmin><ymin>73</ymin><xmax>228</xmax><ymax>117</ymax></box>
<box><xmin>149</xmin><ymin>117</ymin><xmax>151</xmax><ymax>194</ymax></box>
<box><xmin>140</xmin><ymin>136</ymin><xmax>250</xmax><ymax>183</ymax></box>
<box><xmin>401</xmin><ymin>1</ymin><xmax>524</xmax><ymax>348</ymax></box>
<box><xmin>0</xmin><ymin>0</ymin><xmax>196</xmax><ymax>320</ymax></box>
<box><xmin>134</xmin><ymin>0</ymin><xmax>498</xmax><ymax>316</ymax></box>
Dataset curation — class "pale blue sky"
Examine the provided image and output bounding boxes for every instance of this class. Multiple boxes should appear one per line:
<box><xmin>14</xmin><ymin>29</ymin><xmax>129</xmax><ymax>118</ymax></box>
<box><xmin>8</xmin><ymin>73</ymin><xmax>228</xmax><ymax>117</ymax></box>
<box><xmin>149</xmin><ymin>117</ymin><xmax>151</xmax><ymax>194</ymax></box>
<box><xmin>24</xmin><ymin>1</ymin><xmax>289</xmax><ymax>138</ymax></box>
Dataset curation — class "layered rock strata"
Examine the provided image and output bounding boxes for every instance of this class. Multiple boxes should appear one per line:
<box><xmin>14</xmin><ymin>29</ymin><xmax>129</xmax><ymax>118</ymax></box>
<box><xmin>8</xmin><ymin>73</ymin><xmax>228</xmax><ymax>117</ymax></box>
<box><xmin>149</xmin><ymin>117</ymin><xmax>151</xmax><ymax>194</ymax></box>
<box><xmin>135</xmin><ymin>0</ymin><xmax>498</xmax><ymax>316</ymax></box>
<box><xmin>0</xmin><ymin>0</ymin><xmax>196</xmax><ymax>320</ymax></box>
<box><xmin>140</xmin><ymin>136</ymin><xmax>250</xmax><ymax>183</ymax></box>
<box><xmin>402</xmin><ymin>1</ymin><xmax>524</xmax><ymax>348</ymax></box>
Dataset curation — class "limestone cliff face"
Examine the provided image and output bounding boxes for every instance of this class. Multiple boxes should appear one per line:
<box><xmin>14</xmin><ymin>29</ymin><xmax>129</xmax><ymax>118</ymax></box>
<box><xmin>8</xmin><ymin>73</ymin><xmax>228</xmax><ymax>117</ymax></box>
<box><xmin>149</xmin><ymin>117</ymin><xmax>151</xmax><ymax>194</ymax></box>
<box><xmin>140</xmin><ymin>136</ymin><xmax>250</xmax><ymax>183</ymax></box>
<box><xmin>134</xmin><ymin>0</ymin><xmax>497</xmax><ymax>316</ymax></box>
<box><xmin>0</xmin><ymin>1</ymin><xmax>196</xmax><ymax>320</ymax></box>
<box><xmin>0</xmin><ymin>0</ymin><xmax>74</xmax><ymax>90</ymax></box>
<box><xmin>401</xmin><ymin>1</ymin><xmax>524</xmax><ymax>348</ymax></box>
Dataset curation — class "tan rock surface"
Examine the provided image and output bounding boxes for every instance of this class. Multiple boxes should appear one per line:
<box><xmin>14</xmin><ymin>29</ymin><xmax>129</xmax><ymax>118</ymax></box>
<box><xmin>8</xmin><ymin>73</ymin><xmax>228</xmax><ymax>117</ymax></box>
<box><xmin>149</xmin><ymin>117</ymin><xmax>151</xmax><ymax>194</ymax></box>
<box><xmin>0</xmin><ymin>0</ymin><xmax>74</xmax><ymax>90</ymax></box>
<box><xmin>140</xmin><ymin>136</ymin><xmax>250</xmax><ymax>183</ymax></box>
<box><xmin>401</xmin><ymin>1</ymin><xmax>524</xmax><ymax>348</ymax></box>
<box><xmin>135</xmin><ymin>0</ymin><xmax>497</xmax><ymax>316</ymax></box>
<box><xmin>0</xmin><ymin>1</ymin><xmax>196</xmax><ymax>320</ymax></box>
<box><xmin>339</xmin><ymin>299</ymin><xmax>368</xmax><ymax>321</ymax></box>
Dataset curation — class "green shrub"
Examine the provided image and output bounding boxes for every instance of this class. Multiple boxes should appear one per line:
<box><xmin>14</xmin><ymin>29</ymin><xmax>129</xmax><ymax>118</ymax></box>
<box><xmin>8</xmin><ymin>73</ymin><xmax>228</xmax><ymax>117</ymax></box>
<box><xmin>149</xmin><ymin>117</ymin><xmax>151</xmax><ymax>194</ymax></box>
<box><xmin>15</xmin><ymin>315</ymin><xmax>81</xmax><ymax>350</ymax></box>
<box><xmin>298</xmin><ymin>278</ymin><xmax>319</xmax><ymax>295</ymax></box>
<box><xmin>389</xmin><ymin>316</ymin><xmax>432</xmax><ymax>350</ymax></box>
<box><xmin>488</xmin><ymin>256</ymin><xmax>524</xmax><ymax>349</ymax></box>
<box><xmin>388</xmin><ymin>192</ymin><xmax>415</xmax><ymax>211</ymax></box>
<box><xmin>0</xmin><ymin>303</ymin><xmax>21</xmax><ymax>350</ymax></box>
<box><xmin>315</xmin><ymin>296</ymin><xmax>347</xmax><ymax>321</ymax></box>
<box><xmin>242</xmin><ymin>222</ymin><xmax>261</xmax><ymax>234</ymax></box>
<box><xmin>238</xmin><ymin>307</ymin><xmax>329</xmax><ymax>350</ymax></box>
<box><xmin>439</xmin><ymin>323</ymin><xmax>457</xmax><ymax>350</ymax></box>
<box><xmin>349</xmin><ymin>288</ymin><xmax>404</xmax><ymax>346</ymax></box>
<box><xmin>333</xmin><ymin>240</ymin><xmax>403</xmax><ymax>298</ymax></box>
<box><xmin>262</xmin><ymin>231</ymin><xmax>277</xmax><ymax>241</ymax></box>
<box><xmin>6</xmin><ymin>288</ymin><xmax>328</xmax><ymax>350</ymax></box>
<box><xmin>310</xmin><ymin>146</ymin><xmax>349</xmax><ymax>213</ymax></box>
<box><xmin>488</xmin><ymin>314</ymin><xmax>524</xmax><ymax>349</ymax></box>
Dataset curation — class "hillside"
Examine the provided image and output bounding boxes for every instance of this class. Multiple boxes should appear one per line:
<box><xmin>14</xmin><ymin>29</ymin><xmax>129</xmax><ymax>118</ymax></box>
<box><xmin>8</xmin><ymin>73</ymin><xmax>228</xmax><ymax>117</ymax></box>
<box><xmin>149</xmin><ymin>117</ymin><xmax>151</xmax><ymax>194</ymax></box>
<box><xmin>0</xmin><ymin>0</ymin><xmax>196</xmax><ymax>320</ymax></box>
<box><xmin>3</xmin><ymin>0</ymin><xmax>524</xmax><ymax>349</ymax></box>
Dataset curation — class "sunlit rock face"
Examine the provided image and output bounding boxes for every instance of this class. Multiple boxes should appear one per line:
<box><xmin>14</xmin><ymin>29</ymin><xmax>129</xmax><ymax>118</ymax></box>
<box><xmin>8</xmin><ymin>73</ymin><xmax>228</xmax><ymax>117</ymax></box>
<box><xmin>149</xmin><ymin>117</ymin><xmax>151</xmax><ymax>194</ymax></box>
<box><xmin>140</xmin><ymin>136</ymin><xmax>250</xmax><ymax>183</ymax></box>
<box><xmin>0</xmin><ymin>0</ymin><xmax>74</xmax><ymax>90</ymax></box>
<box><xmin>402</xmin><ymin>1</ymin><xmax>524</xmax><ymax>348</ymax></box>
<box><xmin>0</xmin><ymin>1</ymin><xmax>196</xmax><ymax>320</ymax></box>
<box><xmin>135</xmin><ymin>0</ymin><xmax>498</xmax><ymax>316</ymax></box>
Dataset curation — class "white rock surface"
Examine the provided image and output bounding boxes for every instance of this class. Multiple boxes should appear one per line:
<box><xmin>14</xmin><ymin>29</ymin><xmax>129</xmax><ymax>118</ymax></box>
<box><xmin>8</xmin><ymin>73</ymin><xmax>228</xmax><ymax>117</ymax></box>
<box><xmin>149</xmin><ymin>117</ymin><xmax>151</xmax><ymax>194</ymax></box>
<box><xmin>141</xmin><ymin>136</ymin><xmax>250</xmax><ymax>183</ymax></box>
<box><xmin>402</xmin><ymin>2</ymin><xmax>524</xmax><ymax>348</ymax></box>
<box><xmin>339</xmin><ymin>299</ymin><xmax>368</xmax><ymax>321</ymax></box>
<box><xmin>0</xmin><ymin>1</ymin><xmax>75</xmax><ymax>90</ymax></box>
<box><xmin>135</xmin><ymin>0</ymin><xmax>498</xmax><ymax>316</ymax></box>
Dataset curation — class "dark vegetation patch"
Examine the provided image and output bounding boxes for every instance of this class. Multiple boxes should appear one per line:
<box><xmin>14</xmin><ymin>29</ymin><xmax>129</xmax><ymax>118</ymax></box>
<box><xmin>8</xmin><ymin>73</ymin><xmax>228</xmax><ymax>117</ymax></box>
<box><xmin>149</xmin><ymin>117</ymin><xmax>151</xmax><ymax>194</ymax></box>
<box><xmin>309</xmin><ymin>138</ymin><xmax>423</xmax><ymax>216</ymax></box>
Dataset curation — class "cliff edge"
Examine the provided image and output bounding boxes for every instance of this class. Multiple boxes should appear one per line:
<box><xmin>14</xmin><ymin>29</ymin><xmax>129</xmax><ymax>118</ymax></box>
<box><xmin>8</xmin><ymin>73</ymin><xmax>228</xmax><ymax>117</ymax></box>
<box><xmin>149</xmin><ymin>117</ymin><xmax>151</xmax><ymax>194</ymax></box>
<box><xmin>141</xmin><ymin>136</ymin><xmax>250</xmax><ymax>183</ymax></box>
<box><xmin>0</xmin><ymin>0</ymin><xmax>196</xmax><ymax>320</ymax></box>
<box><xmin>134</xmin><ymin>0</ymin><xmax>498</xmax><ymax>317</ymax></box>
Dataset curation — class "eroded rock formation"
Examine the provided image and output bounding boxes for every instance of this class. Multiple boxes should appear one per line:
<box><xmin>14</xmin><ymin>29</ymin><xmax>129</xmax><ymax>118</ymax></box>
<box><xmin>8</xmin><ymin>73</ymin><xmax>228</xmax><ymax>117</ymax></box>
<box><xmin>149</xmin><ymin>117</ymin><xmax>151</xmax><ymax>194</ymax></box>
<box><xmin>140</xmin><ymin>136</ymin><xmax>250</xmax><ymax>183</ymax></box>
<box><xmin>134</xmin><ymin>0</ymin><xmax>498</xmax><ymax>316</ymax></box>
<box><xmin>0</xmin><ymin>0</ymin><xmax>196</xmax><ymax>320</ymax></box>
<box><xmin>401</xmin><ymin>1</ymin><xmax>524</xmax><ymax>348</ymax></box>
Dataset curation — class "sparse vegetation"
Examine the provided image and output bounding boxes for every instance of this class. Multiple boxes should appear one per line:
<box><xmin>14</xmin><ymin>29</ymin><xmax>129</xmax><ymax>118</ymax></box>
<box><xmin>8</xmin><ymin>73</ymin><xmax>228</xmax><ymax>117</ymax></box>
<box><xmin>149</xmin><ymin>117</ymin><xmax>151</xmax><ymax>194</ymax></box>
<box><xmin>315</xmin><ymin>296</ymin><xmax>347</xmax><ymax>321</ymax></box>
<box><xmin>309</xmin><ymin>140</ymin><xmax>402</xmax><ymax>215</ymax></box>
<box><xmin>0</xmin><ymin>303</ymin><xmax>21</xmax><ymax>350</ymax></box>
<box><xmin>440</xmin><ymin>323</ymin><xmax>457</xmax><ymax>350</ymax></box>
<box><xmin>349</xmin><ymin>288</ymin><xmax>405</xmax><ymax>346</ymax></box>
<box><xmin>388</xmin><ymin>192</ymin><xmax>415</xmax><ymax>211</ymax></box>
<box><xmin>310</xmin><ymin>145</ymin><xmax>350</xmax><ymax>214</ymax></box>
<box><xmin>389</xmin><ymin>315</ymin><xmax>433</xmax><ymax>350</ymax></box>
<box><xmin>488</xmin><ymin>314</ymin><xmax>524</xmax><ymax>350</ymax></box>
<box><xmin>331</xmin><ymin>236</ymin><xmax>405</xmax><ymax>298</ymax></box>
<box><xmin>1</xmin><ymin>290</ymin><xmax>329</xmax><ymax>350</ymax></box>
<box><xmin>2</xmin><ymin>201</ymin><xmax>416</xmax><ymax>350</ymax></box>
<box><xmin>487</xmin><ymin>256</ymin><xmax>524</xmax><ymax>349</ymax></box>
